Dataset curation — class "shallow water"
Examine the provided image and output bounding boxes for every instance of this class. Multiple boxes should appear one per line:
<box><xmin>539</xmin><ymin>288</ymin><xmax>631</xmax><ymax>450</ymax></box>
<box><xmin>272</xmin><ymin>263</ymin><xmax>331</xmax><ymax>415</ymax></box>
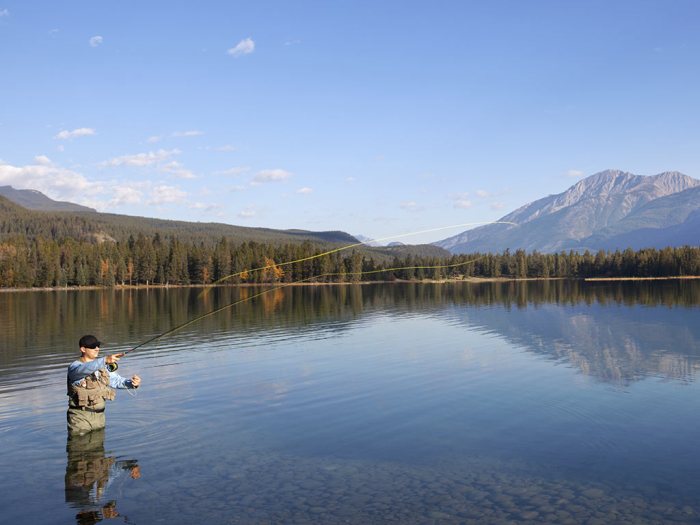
<box><xmin>1</xmin><ymin>281</ymin><xmax>699</xmax><ymax>524</ymax></box>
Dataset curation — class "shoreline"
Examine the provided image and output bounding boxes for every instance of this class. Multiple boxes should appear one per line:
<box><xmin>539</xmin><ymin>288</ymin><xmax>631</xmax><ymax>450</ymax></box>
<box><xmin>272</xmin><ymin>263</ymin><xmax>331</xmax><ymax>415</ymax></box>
<box><xmin>1</xmin><ymin>275</ymin><xmax>699</xmax><ymax>293</ymax></box>
<box><xmin>583</xmin><ymin>276</ymin><xmax>700</xmax><ymax>281</ymax></box>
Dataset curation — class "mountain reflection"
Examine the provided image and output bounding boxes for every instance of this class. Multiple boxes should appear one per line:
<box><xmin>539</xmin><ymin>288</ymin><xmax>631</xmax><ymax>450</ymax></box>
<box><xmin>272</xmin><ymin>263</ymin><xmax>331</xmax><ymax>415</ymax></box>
<box><xmin>443</xmin><ymin>280</ymin><xmax>700</xmax><ymax>385</ymax></box>
<box><xmin>461</xmin><ymin>299</ymin><xmax>700</xmax><ymax>384</ymax></box>
<box><xmin>1</xmin><ymin>280</ymin><xmax>698</xmax><ymax>385</ymax></box>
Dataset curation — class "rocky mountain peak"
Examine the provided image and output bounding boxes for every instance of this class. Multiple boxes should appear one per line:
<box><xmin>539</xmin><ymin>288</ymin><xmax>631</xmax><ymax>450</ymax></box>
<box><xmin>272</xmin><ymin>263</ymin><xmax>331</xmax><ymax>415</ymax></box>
<box><xmin>435</xmin><ymin>169</ymin><xmax>700</xmax><ymax>253</ymax></box>
<box><xmin>649</xmin><ymin>171</ymin><xmax>700</xmax><ymax>194</ymax></box>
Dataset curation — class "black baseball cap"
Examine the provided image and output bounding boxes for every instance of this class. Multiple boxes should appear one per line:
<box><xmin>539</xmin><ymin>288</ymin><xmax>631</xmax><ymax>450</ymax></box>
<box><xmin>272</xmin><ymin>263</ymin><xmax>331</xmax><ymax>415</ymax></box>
<box><xmin>79</xmin><ymin>335</ymin><xmax>102</xmax><ymax>349</ymax></box>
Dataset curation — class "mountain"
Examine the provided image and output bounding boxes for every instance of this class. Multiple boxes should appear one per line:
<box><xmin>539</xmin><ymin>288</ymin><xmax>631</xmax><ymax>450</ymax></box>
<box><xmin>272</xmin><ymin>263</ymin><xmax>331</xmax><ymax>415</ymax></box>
<box><xmin>0</xmin><ymin>186</ymin><xmax>96</xmax><ymax>212</ymax></box>
<box><xmin>354</xmin><ymin>234</ymin><xmax>383</xmax><ymax>247</ymax></box>
<box><xmin>352</xmin><ymin>235</ymin><xmax>446</xmax><ymax>256</ymax></box>
<box><xmin>435</xmin><ymin>170</ymin><xmax>700</xmax><ymax>253</ymax></box>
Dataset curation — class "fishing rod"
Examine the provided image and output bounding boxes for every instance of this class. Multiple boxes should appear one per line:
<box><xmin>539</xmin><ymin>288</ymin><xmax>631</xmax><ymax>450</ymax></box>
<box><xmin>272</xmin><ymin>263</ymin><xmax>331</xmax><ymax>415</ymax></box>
<box><xmin>105</xmin><ymin>254</ymin><xmax>491</xmax><ymax>371</ymax></box>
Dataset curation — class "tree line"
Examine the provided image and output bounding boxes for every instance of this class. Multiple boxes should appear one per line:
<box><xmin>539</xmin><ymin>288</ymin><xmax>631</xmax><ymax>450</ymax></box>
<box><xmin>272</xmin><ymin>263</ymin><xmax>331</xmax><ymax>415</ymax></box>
<box><xmin>0</xmin><ymin>233</ymin><xmax>699</xmax><ymax>288</ymax></box>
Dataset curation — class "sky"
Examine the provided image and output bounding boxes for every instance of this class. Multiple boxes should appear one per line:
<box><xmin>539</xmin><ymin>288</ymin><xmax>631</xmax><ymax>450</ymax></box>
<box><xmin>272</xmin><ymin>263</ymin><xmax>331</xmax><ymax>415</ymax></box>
<box><xmin>1</xmin><ymin>1</ymin><xmax>699</xmax><ymax>244</ymax></box>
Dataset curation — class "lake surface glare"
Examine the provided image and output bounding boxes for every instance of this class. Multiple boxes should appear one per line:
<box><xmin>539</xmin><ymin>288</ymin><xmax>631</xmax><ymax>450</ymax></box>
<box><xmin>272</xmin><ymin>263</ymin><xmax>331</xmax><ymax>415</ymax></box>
<box><xmin>1</xmin><ymin>281</ymin><xmax>699</xmax><ymax>524</ymax></box>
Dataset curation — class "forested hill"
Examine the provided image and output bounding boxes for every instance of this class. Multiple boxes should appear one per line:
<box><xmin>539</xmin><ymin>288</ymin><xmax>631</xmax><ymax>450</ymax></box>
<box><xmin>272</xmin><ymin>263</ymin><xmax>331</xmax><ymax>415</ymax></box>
<box><xmin>0</xmin><ymin>195</ymin><xmax>24</xmax><ymax>214</ymax></box>
<box><xmin>0</xmin><ymin>195</ymin><xmax>448</xmax><ymax>258</ymax></box>
<box><xmin>0</xmin><ymin>195</ymin><xmax>450</xmax><ymax>288</ymax></box>
<box><xmin>0</xmin><ymin>195</ymin><xmax>357</xmax><ymax>245</ymax></box>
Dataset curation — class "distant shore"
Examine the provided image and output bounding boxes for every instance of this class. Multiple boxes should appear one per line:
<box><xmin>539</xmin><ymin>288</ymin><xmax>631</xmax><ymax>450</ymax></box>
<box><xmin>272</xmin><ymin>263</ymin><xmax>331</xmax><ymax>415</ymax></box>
<box><xmin>583</xmin><ymin>276</ymin><xmax>700</xmax><ymax>281</ymax></box>
<box><xmin>2</xmin><ymin>275</ymin><xmax>700</xmax><ymax>293</ymax></box>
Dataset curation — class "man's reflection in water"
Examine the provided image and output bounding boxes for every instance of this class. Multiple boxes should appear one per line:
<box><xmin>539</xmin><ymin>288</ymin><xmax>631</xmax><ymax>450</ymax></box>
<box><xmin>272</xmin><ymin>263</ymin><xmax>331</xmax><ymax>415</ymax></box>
<box><xmin>65</xmin><ymin>429</ymin><xmax>140</xmax><ymax>524</ymax></box>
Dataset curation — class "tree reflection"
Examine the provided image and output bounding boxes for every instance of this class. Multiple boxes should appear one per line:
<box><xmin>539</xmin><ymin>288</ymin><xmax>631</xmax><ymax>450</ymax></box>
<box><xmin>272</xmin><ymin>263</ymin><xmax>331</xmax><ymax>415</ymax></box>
<box><xmin>2</xmin><ymin>280</ymin><xmax>698</xmax><ymax>385</ymax></box>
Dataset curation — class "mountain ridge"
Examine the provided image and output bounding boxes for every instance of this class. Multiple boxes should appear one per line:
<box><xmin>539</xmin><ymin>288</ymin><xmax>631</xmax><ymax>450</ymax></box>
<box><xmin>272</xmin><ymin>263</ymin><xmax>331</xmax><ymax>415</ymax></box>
<box><xmin>435</xmin><ymin>170</ymin><xmax>700</xmax><ymax>253</ymax></box>
<box><xmin>0</xmin><ymin>185</ymin><xmax>97</xmax><ymax>212</ymax></box>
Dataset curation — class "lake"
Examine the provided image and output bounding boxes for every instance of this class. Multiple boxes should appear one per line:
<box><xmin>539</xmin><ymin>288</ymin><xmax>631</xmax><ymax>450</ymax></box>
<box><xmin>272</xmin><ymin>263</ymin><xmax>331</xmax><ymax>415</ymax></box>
<box><xmin>0</xmin><ymin>281</ymin><xmax>699</xmax><ymax>524</ymax></box>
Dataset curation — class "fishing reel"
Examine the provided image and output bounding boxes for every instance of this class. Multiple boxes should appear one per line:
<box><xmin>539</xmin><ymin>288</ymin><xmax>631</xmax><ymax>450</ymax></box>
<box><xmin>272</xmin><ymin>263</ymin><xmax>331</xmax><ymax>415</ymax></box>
<box><xmin>106</xmin><ymin>362</ymin><xmax>118</xmax><ymax>372</ymax></box>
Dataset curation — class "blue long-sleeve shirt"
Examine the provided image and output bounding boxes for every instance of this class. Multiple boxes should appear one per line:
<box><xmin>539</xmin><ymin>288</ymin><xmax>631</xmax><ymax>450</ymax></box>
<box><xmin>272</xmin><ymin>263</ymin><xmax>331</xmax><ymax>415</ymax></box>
<box><xmin>67</xmin><ymin>357</ymin><xmax>136</xmax><ymax>390</ymax></box>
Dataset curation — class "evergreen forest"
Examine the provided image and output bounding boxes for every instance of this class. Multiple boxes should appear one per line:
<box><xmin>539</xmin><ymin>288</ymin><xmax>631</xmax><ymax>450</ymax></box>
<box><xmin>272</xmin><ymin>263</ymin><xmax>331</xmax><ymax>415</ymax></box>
<box><xmin>1</xmin><ymin>197</ymin><xmax>699</xmax><ymax>288</ymax></box>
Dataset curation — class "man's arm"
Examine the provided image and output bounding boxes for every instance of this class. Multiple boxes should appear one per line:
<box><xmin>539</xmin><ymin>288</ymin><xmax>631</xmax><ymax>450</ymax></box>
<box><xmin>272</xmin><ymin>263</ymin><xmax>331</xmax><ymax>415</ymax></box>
<box><xmin>108</xmin><ymin>371</ymin><xmax>141</xmax><ymax>389</ymax></box>
<box><xmin>67</xmin><ymin>358</ymin><xmax>106</xmax><ymax>384</ymax></box>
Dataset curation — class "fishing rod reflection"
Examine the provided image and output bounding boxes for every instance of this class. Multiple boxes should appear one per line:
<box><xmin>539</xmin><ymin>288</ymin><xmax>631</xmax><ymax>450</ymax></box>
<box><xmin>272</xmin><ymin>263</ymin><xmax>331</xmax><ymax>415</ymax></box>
<box><xmin>65</xmin><ymin>429</ymin><xmax>140</xmax><ymax>524</ymax></box>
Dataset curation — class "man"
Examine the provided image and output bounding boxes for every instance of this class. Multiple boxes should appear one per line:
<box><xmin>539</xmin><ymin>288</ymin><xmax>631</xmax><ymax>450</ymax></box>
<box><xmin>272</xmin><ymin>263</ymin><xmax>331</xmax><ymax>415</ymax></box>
<box><xmin>67</xmin><ymin>335</ymin><xmax>141</xmax><ymax>435</ymax></box>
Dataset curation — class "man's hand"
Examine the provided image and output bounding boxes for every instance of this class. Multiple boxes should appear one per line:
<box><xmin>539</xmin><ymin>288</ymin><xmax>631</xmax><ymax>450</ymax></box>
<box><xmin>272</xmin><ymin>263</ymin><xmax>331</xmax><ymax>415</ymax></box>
<box><xmin>105</xmin><ymin>353</ymin><xmax>124</xmax><ymax>365</ymax></box>
<box><xmin>130</xmin><ymin>375</ymin><xmax>141</xmax><ymax>388</ymax></box>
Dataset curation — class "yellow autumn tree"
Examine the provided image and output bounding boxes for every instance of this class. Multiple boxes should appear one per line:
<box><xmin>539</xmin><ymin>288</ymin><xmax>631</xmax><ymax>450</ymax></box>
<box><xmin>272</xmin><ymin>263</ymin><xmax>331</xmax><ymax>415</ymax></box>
<box><xmin>261</xmin><ymin>257</ymin><xmax>284</xmax><ymax>282</ymax></box>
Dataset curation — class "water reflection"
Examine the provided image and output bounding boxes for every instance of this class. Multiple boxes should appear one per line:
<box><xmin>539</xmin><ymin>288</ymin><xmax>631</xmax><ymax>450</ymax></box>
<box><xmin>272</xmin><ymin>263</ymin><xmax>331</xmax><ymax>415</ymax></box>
<box><xmin>65</xmin><ymin>429</ymin><xmax>139</xmax><ymax>524</ymax></box>
<box><xmin>455</xmin><ymin>296</ymin><xmax>700</xmax><ymax>384</ymax></box>
<box><xmin>1</xmin><ymin>280</ymin><xmax>698</xmax><ymax>384</ymax></box>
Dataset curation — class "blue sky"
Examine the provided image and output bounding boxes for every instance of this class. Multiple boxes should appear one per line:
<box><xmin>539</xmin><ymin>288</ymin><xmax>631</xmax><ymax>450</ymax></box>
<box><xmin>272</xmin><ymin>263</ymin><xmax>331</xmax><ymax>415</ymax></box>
<box><xmin>1</xmin><ymin>1</ymin><xmax>699</xmax><ymax>243</ymax></box>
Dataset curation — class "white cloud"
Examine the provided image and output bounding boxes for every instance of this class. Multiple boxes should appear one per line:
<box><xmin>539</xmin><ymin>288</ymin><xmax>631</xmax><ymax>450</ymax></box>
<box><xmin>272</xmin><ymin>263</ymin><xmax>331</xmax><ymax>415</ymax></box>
<box><xmin>148</xmin><ymin>185</ymin><xmax>187</xmax><ymax>205</ymax></box>
<box><xmin>56</xmin><ymin>144</ymin><xmax>65</xmax><ymax>152</ymax></box>
<box><xmin>189</xmin><ymin>202</ymin><xmax>207</xmax><ymax>210</ymax></box>
<box><xmin>284</xmin><ymin>39</ymin><xmax>301</xmax><ymax>46</ymax></box>
<box><xmin>230</xmin><ymin>185</ymin><xmax>247</xmax><ymax>192</ymax></box>
<box><xmin>475</xmin><ymin>189</ymin><xmax>491</xmax><ymax>198</ymax></box>
<box><xmin>490</xmin><ymin>202</ymin><xmax>505</xmax><ymax>210</ymax></box>
<box><xmin>205</xmin><ymin>144</ymin><xmax>237</xmax><ymax>152</ymax></box>
<box><xmin>0</xmin><ymin>158</ymin><xmax>195</xmax><ymax>212</ymax></box>
<box><xmin>296</xmin><ymin>187</ymin><xmax>313</xmax><ymax>194</ymax></box>
<box><xmin>102</xmin><ymin>149</ymin><xmax>180</xmax><ymax>167</ymax></box>
<box><xmin>345</xmin><ymin>176</ymin><xmax>356</xmax><ymax>183</ymax></box>
<box><xmin>454</xmin><ymin>198</ymin><xmax>473</xmax><ymax>209</ymax></box>
<box><xmin>54</xmin><ymin>127</ymin><xmax>96</xmax><ymax>140</ymax></box>
<box><xmin>0</xmin><ymin>8</ymin><xmax>9</xmax><ymax>17</ymax></box>
<box><xmin>567</xmin><ymin>169</ymin><xmax>585</xmax><ymax>178</ymax></box>
<box><xmin>450</xmin><ymin>192</ymin><xmax>473</xmax><ymax>209</ymax></box>
<box><xmin>108</xmin><ymin>186</ymin><xmax>143</xmax><ymax>207</ymax></box>
<box><xmin>172</xmin><ymin>130</ymin><xmax>204</xmax><ymax>138</ymax></box>
<box><xmin>218</xmin><ymin>166</ymin><xmax>250</xmax><ymax>176</ymax></box>
<box><xmin>400</xmin><ymin>200</ymin><xmax>422</xmax><ymax>211</ymax></box>
<box><xmin>89</xmin><ymin>35</ymin><xmax>103</xmax><ymax>47</ymax></box>
<box><xmin>146</xmin><ymin>135</ymin><xmax>162</xmax><ymax>144</ymax></box>
<box><xmin>238</xmin><ymin>207</ymin><xmax>256</xmax><ymax>218</ymax></box>
<box><xmin>161</xmin><ymin>161</ymin><xmax>196</xmax><ymax>179</ymax></box>
<box><xmin>0</xmin><ymin>159</ymin><xmax>102</xmax><ymax>203</ymax></box>
<box><xmin>227</xmin><ymin>38</ymin><xmax>255</xmax><ymax>57</ymax></box>
<box><xmin>252</xmin><ymin>168</ymin><xmax>292</xmax><ymax>184</ymax></box>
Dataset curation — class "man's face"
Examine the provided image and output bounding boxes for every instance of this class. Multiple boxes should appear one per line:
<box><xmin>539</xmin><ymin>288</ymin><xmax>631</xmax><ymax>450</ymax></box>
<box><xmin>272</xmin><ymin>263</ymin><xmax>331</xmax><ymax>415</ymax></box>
<box><xmin>81</xmin><ymin>345</ymin><xmax>100</xmax><ymax>360</ymax></box>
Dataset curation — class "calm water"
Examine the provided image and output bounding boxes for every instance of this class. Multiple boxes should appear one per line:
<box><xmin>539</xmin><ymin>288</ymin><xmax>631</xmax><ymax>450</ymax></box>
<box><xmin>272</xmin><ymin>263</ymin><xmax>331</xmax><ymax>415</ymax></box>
<box><xmin>0</xmin><ymin>281</ymin><xmax>699</xmax><ymax>524</ymax></box>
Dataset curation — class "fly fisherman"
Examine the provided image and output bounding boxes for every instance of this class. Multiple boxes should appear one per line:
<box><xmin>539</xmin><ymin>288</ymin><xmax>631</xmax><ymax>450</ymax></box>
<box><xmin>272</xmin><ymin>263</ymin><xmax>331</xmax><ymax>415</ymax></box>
<box><xmin>67</xmin><ymin>335</ymin><xmax>141</xmax><ymax>435</ymax></box>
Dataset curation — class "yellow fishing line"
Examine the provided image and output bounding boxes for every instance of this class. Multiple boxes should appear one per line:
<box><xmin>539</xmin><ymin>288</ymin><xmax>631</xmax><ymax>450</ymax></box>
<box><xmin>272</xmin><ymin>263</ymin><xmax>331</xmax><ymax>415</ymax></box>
<box><xmin>128</xmin><ymin>255</ymin><xmax>488</xmax><ymax>353</ymax></box>
<box><xmin>204</xmin><ymin>221</ymin><xmax>517</xmax><ymax>288</ymax></box>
